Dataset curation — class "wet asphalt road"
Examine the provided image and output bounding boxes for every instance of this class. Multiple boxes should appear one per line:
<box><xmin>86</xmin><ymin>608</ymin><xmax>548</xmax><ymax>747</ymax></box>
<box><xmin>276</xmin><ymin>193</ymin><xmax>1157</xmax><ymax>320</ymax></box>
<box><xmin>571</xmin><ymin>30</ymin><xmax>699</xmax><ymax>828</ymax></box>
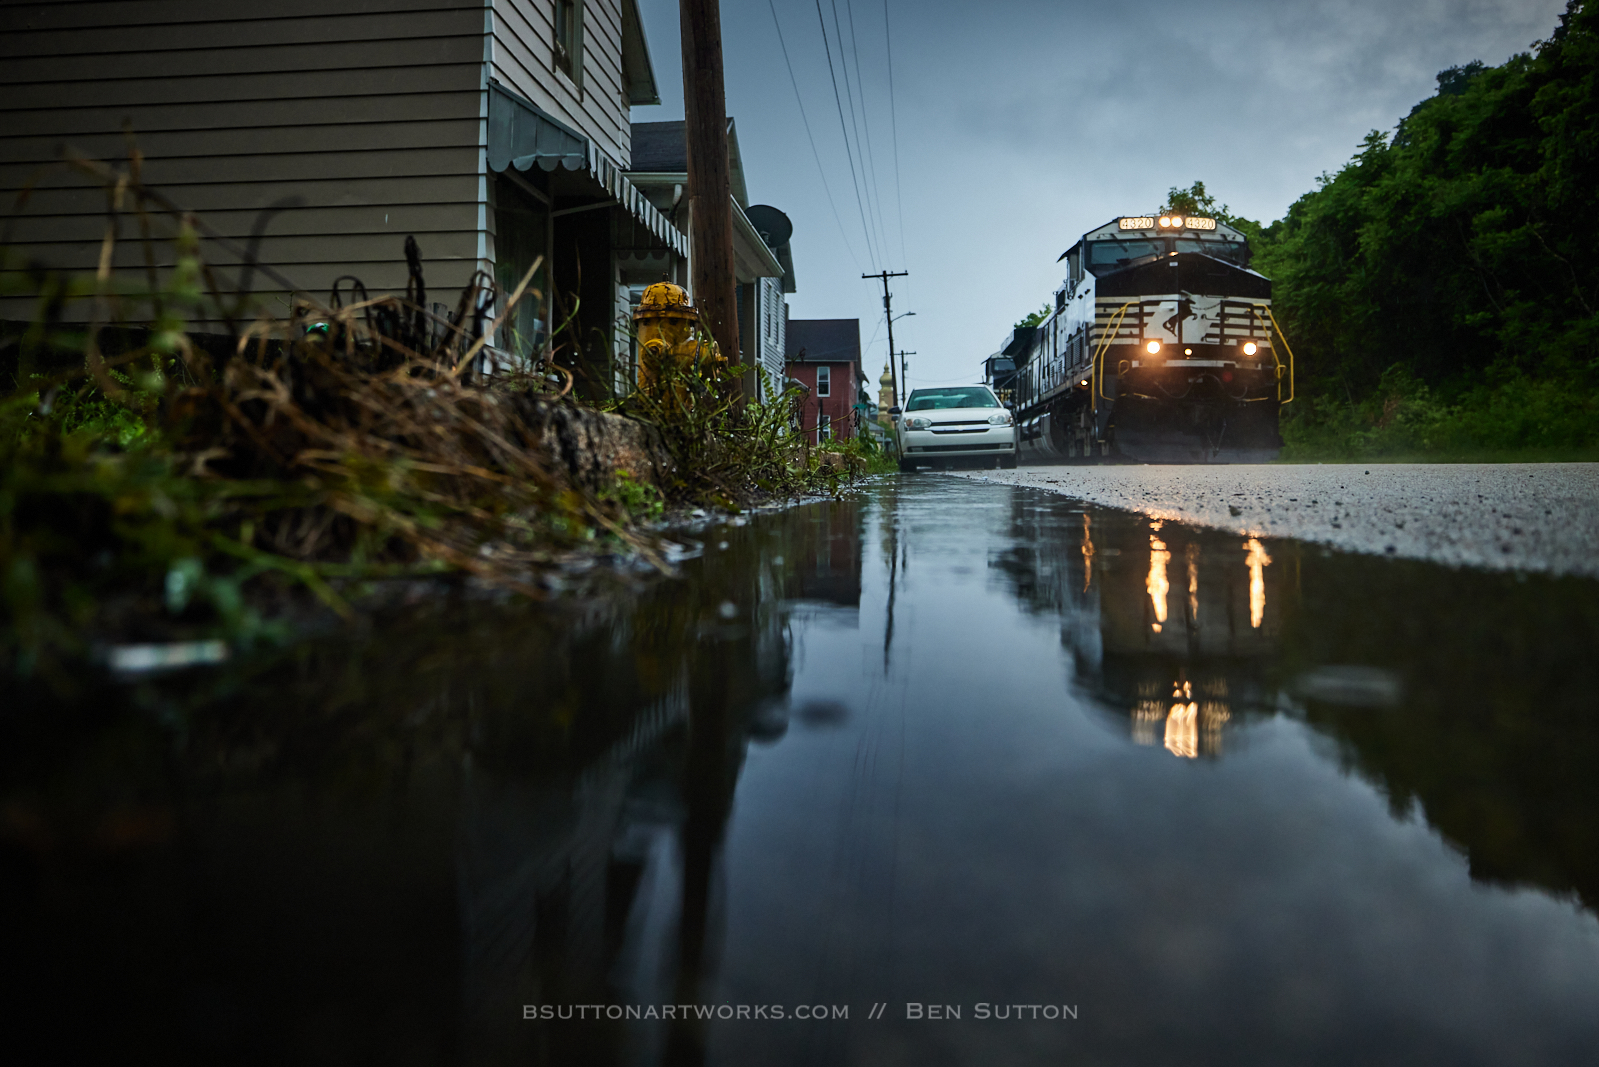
<box><xmin>958</xmin><ymin>462</ymin><xmax>1599</xmax><ymax>577</ymax></box>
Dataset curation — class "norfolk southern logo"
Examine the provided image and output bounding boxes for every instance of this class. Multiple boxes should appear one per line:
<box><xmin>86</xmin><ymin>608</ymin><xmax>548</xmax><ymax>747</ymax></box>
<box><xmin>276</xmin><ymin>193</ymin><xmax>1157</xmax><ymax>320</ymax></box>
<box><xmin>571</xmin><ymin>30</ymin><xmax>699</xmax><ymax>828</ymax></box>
<box><xmin>1163</xmin><ymin>297</ymin><xmax>1195</xmax><ymax>337</ymax></box>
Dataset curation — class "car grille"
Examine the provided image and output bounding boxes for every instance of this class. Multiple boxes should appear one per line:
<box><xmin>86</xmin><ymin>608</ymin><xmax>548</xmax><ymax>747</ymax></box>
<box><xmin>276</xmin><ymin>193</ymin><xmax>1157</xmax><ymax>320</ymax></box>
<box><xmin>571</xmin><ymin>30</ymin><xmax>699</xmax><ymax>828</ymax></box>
<box><xmin>912</xmin><ymin>443</ymin><xmax>1006</xmax><ymax>453</ymax></box>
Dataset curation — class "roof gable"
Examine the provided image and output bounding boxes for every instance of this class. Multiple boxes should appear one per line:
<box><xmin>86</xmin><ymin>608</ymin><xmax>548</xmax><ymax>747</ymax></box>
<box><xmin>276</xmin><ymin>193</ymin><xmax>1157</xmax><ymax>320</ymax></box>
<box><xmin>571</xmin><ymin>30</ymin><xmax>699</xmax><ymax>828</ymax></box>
<box><xmin>785</xmin><ymin>319</ymin><xmax>861</xmax><ymax>364</ymax></box>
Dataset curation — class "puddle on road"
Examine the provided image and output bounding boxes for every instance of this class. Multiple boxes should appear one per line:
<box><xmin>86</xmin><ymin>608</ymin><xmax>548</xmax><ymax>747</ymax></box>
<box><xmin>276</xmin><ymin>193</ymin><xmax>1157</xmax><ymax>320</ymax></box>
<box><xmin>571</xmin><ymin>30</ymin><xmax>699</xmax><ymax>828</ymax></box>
<box><xmin>4</xmin><ymin>477</ymin><xmax>1598</xmax><ymax>1064</ymax></box>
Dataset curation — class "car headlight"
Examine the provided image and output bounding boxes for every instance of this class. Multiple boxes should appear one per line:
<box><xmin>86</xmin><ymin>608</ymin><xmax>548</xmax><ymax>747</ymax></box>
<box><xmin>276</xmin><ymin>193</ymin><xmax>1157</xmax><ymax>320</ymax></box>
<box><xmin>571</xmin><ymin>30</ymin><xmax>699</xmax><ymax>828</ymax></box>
<box><xmin>987</xmin><ymin>412</ymin><xmax>1013</xmax><ymax>426</ymax></box>
<box><xmin>906</xmin><ymin>416</ymin><xmax>932</xmax><ymax>430</ymax></box>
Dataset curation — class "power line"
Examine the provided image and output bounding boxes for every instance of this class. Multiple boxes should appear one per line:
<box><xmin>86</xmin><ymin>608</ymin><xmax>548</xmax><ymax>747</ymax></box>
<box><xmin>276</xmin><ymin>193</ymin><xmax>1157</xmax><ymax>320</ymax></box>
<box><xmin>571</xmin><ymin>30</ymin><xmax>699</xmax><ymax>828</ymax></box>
<box><xmin>815</xmin><ymin>0</ymin><xmax>878</xmax><ymax>266</ymax></box>
<box><xmin>766</xmin><ymin>0</ymin><xmax>860</xmax><ymax>269</ymax></box>
<box><xmin>842</xmin><ymin>0</ymin><xmax>892</xmax><ymax>264</ymax></box>
<box><xmin>883</xmin><ymin>0</ymin><xmax>907</xmax><ymax>264</ymax></box>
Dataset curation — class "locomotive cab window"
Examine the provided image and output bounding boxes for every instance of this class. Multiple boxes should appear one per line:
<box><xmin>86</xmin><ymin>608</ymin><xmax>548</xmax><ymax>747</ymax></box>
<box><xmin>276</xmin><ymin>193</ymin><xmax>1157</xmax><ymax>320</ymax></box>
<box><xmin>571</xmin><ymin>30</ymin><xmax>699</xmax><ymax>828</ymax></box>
<box><xmin>1173</xmin><ymin>238</ymin><xmax>1250</xmax><ymax>266</ymax></box>
<box><xmin>1087</xmin><ymin>239</ymin><xmax>1162</xmax><ymax>272</ymax></box>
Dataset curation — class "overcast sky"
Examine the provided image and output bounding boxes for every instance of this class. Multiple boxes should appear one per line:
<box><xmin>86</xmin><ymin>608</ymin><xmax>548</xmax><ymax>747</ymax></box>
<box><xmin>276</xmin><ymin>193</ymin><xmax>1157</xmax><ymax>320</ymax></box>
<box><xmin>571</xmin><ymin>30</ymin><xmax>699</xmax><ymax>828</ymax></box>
<box><xmin>633</xmin><ymin>0</ymin><xmax>1565</xmax><ymax>394</ymax></box>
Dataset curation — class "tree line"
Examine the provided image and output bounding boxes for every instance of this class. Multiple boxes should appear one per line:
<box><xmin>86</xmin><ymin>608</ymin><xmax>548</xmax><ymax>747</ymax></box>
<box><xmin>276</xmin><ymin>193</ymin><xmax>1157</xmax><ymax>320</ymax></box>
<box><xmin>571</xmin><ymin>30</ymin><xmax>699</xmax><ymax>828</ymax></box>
<box><xmin>1167</xmin><ymin>0</ymin><xmax>1598</xmax><ymax>458</ymax></box>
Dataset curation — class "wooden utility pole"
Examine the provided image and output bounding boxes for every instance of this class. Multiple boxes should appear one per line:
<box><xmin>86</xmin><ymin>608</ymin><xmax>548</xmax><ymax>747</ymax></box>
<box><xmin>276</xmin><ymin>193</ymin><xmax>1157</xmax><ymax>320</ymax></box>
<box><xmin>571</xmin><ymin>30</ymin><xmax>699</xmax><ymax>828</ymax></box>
<box><xmin>863</xmin><ymin>270</ymin><xmax>908</xmax><ymax>406</ymax></box>
<box><xmin>897</xmin><ymin>349</ymin><xmax>916</xmax><ymax>394</ymax></box>
<box><xmin>680</xmin><ymin>0</ymin><xmax>747</xmax><ymax>398</ymax></box>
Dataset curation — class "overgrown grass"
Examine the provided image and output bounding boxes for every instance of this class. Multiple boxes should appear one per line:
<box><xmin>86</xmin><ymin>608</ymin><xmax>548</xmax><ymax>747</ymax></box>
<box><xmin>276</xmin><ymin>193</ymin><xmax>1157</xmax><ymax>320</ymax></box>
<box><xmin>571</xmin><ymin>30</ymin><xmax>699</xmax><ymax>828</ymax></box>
<box><xmin>1281</xmin><ymin>365</ymin><xmax>1599</xmax><ymax>462</ymax></box>
<box><xmin>821</xmin><ymin>433</ymin><xmax>899</xmax><ymax>475</ymax></box>
<box><xmin>613</xmin><ymin>364</ymin><xmax>878</xmax><ymax>507</ymax></box>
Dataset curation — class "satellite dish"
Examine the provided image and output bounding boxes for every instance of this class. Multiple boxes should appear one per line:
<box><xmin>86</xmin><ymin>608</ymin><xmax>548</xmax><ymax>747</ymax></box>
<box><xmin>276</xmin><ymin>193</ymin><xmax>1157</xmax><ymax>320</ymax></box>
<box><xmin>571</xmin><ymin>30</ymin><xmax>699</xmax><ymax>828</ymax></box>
<box><xmin>745</xmin><ymin>204</ymin><xmax>793</xmax><ymax>250</ymax></box>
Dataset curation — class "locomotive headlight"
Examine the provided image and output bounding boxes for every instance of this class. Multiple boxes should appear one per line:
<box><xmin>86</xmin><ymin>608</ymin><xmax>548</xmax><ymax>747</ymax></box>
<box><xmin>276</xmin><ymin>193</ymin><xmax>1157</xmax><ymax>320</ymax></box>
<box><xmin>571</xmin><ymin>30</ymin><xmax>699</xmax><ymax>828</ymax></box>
<box><xmin>1171</xmin><ymin>216</ymin><xmax>1185</xmax><ymax>227</ymax></box>
<box><xmin>1146</xmin><ymin>340</ymin><xmax>1163</xmax><ymax>355</ymax></box>
<box><xmin>1158</xmin><ymin>216</ymin><xmax>1172</xmax><ymax>228</ymax></box>
<box><xmin>987</xmin><ymin>412</ymin><xmax>1013</xmax><ymax>426</ymax></box>
<box><xmin>1242</xmin><ymin>341</ymin><xmax>1258</xmax><ymax>355</ymax></box>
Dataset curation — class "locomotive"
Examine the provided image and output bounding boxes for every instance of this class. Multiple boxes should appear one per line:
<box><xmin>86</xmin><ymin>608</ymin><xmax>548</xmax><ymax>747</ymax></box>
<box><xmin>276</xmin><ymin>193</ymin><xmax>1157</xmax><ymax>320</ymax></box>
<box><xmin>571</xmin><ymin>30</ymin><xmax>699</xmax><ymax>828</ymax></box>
<box><xmin>985</xmin><ymin>215</ymin><xmax>1293</xmax><ymax>463</ymax></box>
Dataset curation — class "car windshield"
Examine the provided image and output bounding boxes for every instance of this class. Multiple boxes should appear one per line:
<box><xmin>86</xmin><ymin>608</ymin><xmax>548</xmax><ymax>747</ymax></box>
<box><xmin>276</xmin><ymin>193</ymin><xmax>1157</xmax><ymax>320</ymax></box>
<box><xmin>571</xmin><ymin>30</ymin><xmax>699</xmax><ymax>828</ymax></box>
<box><xmin>907</xmin><ymin>387</ymin><xmax>999</xmax><ymax>411</ymax></box>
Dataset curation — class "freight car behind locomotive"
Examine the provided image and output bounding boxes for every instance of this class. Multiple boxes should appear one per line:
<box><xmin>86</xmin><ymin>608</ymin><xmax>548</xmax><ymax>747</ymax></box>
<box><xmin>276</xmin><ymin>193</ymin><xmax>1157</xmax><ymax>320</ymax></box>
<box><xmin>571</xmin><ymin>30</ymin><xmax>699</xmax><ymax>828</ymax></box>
<box><xmin>988</xmin><ymin>215</ymin><xmax>1294</xmax><ymax>463</ymax></box>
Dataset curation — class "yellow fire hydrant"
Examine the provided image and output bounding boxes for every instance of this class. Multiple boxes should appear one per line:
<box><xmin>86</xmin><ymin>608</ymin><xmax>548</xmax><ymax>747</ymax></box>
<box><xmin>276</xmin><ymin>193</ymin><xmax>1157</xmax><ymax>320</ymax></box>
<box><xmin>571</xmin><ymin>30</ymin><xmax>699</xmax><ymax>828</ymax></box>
<box><xmin>632</xmin><ymin>282</ymin><xmax>723</xmax><ymax>398</ymax></box>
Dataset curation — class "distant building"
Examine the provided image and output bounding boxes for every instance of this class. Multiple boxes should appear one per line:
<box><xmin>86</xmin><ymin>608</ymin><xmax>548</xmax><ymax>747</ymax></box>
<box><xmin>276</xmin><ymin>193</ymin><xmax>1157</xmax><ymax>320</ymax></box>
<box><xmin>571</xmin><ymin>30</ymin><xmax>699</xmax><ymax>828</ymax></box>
<box><xmin>626</xmin><ymin>120</ymin><xmax>794</xmax><ymax>399</ymax></box>
<box><xmin>785</xmin><ymin>319</ymin><xmax>861</xmax><ymax>442</ymax></box>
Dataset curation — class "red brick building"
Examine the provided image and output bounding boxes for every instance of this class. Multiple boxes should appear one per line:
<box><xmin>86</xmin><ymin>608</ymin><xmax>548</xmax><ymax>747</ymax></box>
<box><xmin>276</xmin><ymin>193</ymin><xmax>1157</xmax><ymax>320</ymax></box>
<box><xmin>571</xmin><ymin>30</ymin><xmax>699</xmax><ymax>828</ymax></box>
<box><xmin>785</xmin><ymin>319</ymin><xmax>861</xmax><ymax>442</ymax></box>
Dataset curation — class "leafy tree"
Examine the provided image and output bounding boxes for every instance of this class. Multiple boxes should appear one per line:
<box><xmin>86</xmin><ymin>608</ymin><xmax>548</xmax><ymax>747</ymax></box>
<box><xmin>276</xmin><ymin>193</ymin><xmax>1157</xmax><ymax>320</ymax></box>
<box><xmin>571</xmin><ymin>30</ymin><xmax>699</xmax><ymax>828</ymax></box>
<box><xmin>1014</xmin><ymin>302</ymin><xmax>1051</xmax><ymax>330</ymax></box>
<box><xmin>1244</xmin><ymin>0</ymin><xmax>1599</xmax><ymax>453</ymax></box>
<box><xmin>1163</xmin><ymin>180</ymin><xmax>1269</xmax><ymax>249</ymax></box>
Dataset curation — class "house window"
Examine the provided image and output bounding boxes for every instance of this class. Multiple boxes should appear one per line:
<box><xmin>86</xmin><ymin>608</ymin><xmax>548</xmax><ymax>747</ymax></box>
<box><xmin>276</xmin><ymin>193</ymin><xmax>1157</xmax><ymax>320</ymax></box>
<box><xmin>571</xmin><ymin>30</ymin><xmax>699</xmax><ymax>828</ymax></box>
<box><xmin>816</xmin><ymin>365</ymin><xmax>830</xmax><ymax>397</ymax></box>
<box><xmin>554</xmin><ymin>0</ymin><xmax>583</xmax><ymax>89</ymax></box>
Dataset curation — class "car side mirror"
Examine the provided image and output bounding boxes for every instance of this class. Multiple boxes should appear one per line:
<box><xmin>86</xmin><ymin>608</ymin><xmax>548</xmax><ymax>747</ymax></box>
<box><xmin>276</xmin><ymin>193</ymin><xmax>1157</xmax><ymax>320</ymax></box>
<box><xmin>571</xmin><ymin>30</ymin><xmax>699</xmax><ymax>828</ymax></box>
<box><xmin>888</xmin><ymin>406</ymin><xmax>902</xmax><ymax>417</ymax></box>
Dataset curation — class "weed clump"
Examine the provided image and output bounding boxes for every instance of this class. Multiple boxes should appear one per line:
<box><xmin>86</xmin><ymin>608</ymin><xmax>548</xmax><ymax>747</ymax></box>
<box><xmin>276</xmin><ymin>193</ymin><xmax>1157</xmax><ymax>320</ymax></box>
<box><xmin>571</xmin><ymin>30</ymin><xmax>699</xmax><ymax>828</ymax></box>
<box><xmin>0</xmin><ymin>153</ymin><xmax>658</xmax><ymax>678</ymax></box>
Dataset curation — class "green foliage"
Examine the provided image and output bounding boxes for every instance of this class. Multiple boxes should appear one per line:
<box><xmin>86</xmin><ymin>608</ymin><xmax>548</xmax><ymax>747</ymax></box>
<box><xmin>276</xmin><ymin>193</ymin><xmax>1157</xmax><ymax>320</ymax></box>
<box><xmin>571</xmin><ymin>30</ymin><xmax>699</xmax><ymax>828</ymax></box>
<box><xmin>1249</xmin><ymin>0</ymin><xmax>1599</xmax><ymax>433</ymax></box>
<box><xmin>819</xmin><ymin>433</ymin><xmax>898</xmax><ymax>475</ymax></box>
<box><xmin>1164</xmin><ymin>180</ymin><xmax>1269</xmax><ymax>247</ymax></box>
<box><xmin>0</xmin><ymin>396</ymin><xmax>290</xmax><ymax>683</ymax></box>
<box><xmin>1281</xmin><ymin>363</ymin><xmax>1599</xmax><ymax>460</ymax></box>
<box><xmin>618</xmin><ymin>365</ymin><xmax>873</xmax><ymax>508</ymax></box>
<box><xmin>25</xmin><ymin>370</ymin><xmax>155</xmax><ymax>449</ymax></box>
<box><xmin>1162</xmin><ymin>180</ymin><xmax>1236</xmax><ymax>224</ymax></box>
<box><xmin>601</xmin><ymin>470</ymin><xmax>666</xmax><ymax>522</ymax></box>
<box><xmin>1014</xmin><ymin>303</ymin><xmax>1051</xmax><ymax>330</ymax></box>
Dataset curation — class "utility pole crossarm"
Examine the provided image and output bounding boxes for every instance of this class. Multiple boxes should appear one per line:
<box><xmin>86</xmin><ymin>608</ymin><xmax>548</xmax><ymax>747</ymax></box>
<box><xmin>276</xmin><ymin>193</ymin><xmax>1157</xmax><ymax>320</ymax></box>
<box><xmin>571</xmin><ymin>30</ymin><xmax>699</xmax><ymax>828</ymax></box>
<box><xmin>863</xmin><ymin>270</ymin><xmax>909</xmax><ymax>408</ymax></box>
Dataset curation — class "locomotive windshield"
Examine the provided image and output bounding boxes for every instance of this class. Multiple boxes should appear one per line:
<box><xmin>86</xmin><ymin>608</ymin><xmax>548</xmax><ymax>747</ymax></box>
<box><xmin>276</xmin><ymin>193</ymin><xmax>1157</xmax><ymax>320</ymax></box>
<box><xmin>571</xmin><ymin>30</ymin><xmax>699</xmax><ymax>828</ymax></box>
<box><xmin>1085</xmin><ymin>236</ymin><xmax>1252</xmax><ymax>273</ymax></box>
<box><xmin>1174</xmin><ymin>238</ymin><xmax>1251</xmax><ymax>266</ymax></box>
<box><xmin>1087</xmin><ymin>239</ymin><xmax>1162</xmax><ymax>270</ymax></box>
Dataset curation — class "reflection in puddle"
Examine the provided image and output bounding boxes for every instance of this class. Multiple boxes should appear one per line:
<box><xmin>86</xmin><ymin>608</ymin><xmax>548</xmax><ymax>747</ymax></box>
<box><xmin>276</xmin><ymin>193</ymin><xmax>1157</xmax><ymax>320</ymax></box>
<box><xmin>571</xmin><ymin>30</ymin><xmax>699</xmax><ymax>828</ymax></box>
<box><xmin>1186</xmin><ymin>542</ymin><xmax>1200</xmax><ymax>624</ymax></box>
<box><xmin>1132</xmin><ymin>678</ymin><xmax>1235</xmax><ymax>759</ymax></box>
<box><xmin>8</xmin><ymin>479</ymin><xmax>1599</xmax><ymax>1064</ymax></box>
<box><xmin>1245</xmin><ymin>536</ymin><xmax>1272</xmax><ymax>628</ymax></box>
<box><xmin>1163</xmin><ymin>695</ymin><xmax>1198</xmax><ymax>757</ymax></box>
<box><xmin>1038</xmin><ymin>510</ymin><xmax>1285</xmax><ymax>761</ymax></box>
<box><xmin>1146</xmin><ymin>521</ymin><xmax>1170</xmax><ymax>633</ymax></box>
<box><xmin>1081</xmin><ymin>513</ymin><xmax>1095</xmax><ymax>593</ymax></box>
<box><xmin>1293</xmin><ymin>665</ymin><xmax>1404</xmax><ymax>707</ymax></box>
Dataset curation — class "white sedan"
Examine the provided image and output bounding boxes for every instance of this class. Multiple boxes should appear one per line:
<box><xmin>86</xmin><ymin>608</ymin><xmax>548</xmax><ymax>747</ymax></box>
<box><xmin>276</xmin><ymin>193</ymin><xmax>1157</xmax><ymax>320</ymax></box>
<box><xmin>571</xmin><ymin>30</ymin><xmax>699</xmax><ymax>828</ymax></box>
<box><xmin>891</xmin><ymin>385</ymin><xmax>1019</xmax><ymax>472</ymax></box>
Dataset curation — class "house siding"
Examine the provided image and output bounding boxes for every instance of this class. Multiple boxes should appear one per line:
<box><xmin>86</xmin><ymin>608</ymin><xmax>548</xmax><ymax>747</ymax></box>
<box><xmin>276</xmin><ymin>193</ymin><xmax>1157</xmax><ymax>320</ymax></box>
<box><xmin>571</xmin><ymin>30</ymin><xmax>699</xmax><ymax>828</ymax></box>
<box><xmin>787</xmin><ymin>362</ymin><xmax>859</xmax><ymax>442</ymax></box>
<box><xmin>0</xmin><ymin>0</ymin><xmax>490</xmax><ymax>324</ymax></box>
<box><xmin>486</xmin><ymin>0</ymin><xmax>631</xmax><ymax>169</ymax></box>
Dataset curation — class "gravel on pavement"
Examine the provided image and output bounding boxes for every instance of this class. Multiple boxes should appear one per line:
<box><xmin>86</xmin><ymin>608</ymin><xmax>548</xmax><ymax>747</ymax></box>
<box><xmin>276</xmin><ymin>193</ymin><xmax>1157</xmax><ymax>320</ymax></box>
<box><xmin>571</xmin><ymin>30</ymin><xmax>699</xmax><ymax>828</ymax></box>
<box><xmin>955</xmin><ymin>463</ymin><xmax>1599</xmax><ymax>578</ymax></box>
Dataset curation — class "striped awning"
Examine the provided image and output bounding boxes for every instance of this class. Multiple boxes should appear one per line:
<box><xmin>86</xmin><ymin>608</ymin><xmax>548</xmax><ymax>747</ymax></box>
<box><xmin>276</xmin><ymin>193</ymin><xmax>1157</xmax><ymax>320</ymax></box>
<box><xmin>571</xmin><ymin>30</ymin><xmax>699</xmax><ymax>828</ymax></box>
<box><xmin>487</xmin><ymin>82</ymin><xmax>686</xmax><ymax>257</ymax></box>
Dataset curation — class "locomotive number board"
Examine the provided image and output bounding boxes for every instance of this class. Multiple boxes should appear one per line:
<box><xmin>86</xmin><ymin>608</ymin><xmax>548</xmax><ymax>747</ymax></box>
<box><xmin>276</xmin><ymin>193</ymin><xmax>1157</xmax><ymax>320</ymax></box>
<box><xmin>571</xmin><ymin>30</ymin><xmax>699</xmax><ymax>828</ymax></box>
<box><xmin>1118</xmin><ymin>216</ymin><xmax>1218</xmax><ymax>230</ymax></box>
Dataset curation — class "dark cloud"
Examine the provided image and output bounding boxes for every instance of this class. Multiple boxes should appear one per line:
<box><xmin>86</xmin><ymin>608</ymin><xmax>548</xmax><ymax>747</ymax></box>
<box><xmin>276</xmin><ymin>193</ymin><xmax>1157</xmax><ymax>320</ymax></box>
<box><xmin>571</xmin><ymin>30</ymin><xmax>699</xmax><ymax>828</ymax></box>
<box><xmin>637</xmin><ymin>0</ymin><xmax>1562</xmax><ymax>389</ymax></box>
